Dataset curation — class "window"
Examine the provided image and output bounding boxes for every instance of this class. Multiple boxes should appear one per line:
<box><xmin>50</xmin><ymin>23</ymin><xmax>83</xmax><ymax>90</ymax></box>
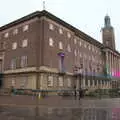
<box><xmin>79</xmin><ymin>52</ymin><xmax>82</xmax><ymax>57</ymax></box>
<box><xmin>12</xmin><ymin>42</ymin><xmax>17</xmax><ymax>50</ymax></box>
<box><xmin>84</xmin><ymin>42</ymin><xmax>87</xmax><ymax>48</ymax></box>
<box><xmin>79</xmin><ymin>41</ymin><xmax>81</xmax><ymax>46</ymax></box>
<box><xmin>92</xmin><ymin>46</ymin><xmax>94</xmax><ymax>52</ymax></box>
<box><xmin>58</xmin><ymin>76</ymin><xmax>63</xmax><ymax>87</ymax></box>
<box><xmin>4</xmin><ymin>32</ymin><xmax>9</xmax><ymax>38</ymax></box>
<box><xmin>67</xmin><ymin>32</ymin><xmax>71</xmax><ymax>38</ymax></box>
<box><xmin>23</xmin><ymin>25</ymin><xmax>29</xmax><ymax>31</ymax></box>
<box><xmin>22</xmin><ymin>39</ymin><xmax>28</xmax><ymax>47</ymax></box>
<box><xmin>74</xmin><ymin>49</ymin><xmax>77</xmax><ymax>56</ymax></box>
<box><xmin>13</xmin><ymin>29</ymin><xmax>18</xmax><ymax>35</ymax></box>
<box><xmin>47</xmin><ymin>76</ymin><xmax>53</xmax><ymax>87</ymax></box>
<box><xmin>67</xmin><ymin>44</ymin><xmax>71</xmax><ymax>52</ymax></box>
<box><xmin>20</xmin><ymin>77</ymin><xmax>28</xmax><ymax>88</ymax></box>
<box><xmin>59</xmin><ymin>41</ymin><xmax>63</xmax><ymax>49</ymax></box>
<box><xmin>11</xmin><ymin>58</ymin><xmax>16</xmax><ymax>70</ymax></box>
<box><xmin>74</xmin><ymin>38</ymin><xmax>77</xmax><ymax>44</ymax></box>
<box><xmin>11</xmin><ymin>78</ymin><xmax>16</xmax><ymax>87</ymax></box>
<box><xmin>49</xmin><ymin>23</ymin><xmax>54</xmax><ymax>30</ymax></box>
<box><xmin>59</xmin><ymin>28</ymin><xmax>63</xmax><ymax>34</ymax></box>
<box><xmin>20</xmin><ymin>56</ymin><xmax>27</xmax><ymax>68</ymax></box>
<box><xmin>67</xmin><ymin>78</ymin><xmax>71</xmax><ymax>87</ymax></box>
<box><xmin>49</xmin><ymin>38</ymin><xmax>54</xmax><ymax>47</ymax></box>
<box><xmin>88</xmin><ymin>44</ymin><xmax>91</xmax><ymax>50</ymax></box>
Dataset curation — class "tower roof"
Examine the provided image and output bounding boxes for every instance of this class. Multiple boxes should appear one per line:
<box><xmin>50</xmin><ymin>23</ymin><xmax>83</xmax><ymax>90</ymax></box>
<box><xmin>104</xmin><ymin>14</ymin><xmax>111</xmax><ymax>27</ymax></box>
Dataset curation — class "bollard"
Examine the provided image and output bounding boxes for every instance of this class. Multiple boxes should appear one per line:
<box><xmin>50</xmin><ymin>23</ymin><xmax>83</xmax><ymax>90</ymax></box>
<box><xmin>32</xmin><ymin>92</ymin><xmax>35</xmax><ymax>100</ymax></box>
<box><xmin>38</xmin><ymin>92</ymin><xmax>41</xmax><ymax>99</ymax></box>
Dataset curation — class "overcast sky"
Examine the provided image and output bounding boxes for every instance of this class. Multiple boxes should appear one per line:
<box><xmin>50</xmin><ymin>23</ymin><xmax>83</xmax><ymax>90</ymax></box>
<box><xmin>0</xmin><ymin>0</ymin><xmax>120</xmax><ymax>51</ymax></box>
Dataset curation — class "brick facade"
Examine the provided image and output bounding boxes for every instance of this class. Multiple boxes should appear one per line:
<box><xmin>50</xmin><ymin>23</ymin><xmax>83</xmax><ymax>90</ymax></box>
<box><xmin>0</xmin><ymin>10</ymin><xmax>119</xmax><ymax>90</ymax></box>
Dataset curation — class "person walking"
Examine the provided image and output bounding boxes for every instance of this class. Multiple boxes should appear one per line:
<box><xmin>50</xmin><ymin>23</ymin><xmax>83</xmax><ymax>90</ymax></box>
<box><xmin>78</xmin><ymin>88</ymin><xmax>83</xmax><ymax>100</ymax></box>
<box><xmin>73</xmin><ymin>85</ymin><xmax>77</xmax><ymax>100</ymax></box>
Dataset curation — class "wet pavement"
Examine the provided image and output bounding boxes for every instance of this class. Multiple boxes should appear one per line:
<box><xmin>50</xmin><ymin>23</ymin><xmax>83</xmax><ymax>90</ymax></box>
<box><xmin>0</xmin><ymin>95</ymin><xmax>120</xmax><ymax>120</ymax></box>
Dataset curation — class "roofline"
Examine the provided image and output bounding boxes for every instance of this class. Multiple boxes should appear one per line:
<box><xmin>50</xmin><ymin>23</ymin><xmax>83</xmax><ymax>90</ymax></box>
<box><xmin>0</xmin><ymin>10</ymin><xmax>105</xmax><ymax>49</ymax></box>
<box><xmin>42</xmin><ymin>10</ymin><xmax>104</xmax><ymax>48</ymax></box>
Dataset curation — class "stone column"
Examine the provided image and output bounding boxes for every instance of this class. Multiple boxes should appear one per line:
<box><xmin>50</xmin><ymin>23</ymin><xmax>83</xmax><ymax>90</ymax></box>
<box><xmin>109</xmin><ymin>52</ymin><xmax>111</xmax><ymax>75</ymax></box>
<box><xmin>111</xmin><ymin>53</ymin><xmax>113</xmax><ymax>73</ymax></box>
<box><xmin>92</xmin><ymin>80</ymin><xmax>94</xmax><ymax>88</ymax></box>
<box><xmin>76</xmin><ymin>76</ymin><xmax>80</xmax><ymax>90</ymax></box>
<box><xmin>106</xmin><ymin>51</ymin><xmax>109</xmax><ymax>75</ymax></box>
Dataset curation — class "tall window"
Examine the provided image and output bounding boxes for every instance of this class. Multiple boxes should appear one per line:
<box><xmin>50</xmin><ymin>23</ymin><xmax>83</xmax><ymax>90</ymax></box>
<box><xmin>67</xmin><ymin>32</ymin><xmax>71</xmax><ymax>38</ymax></box>
<box><xmin>49</xmin><ymin>23</ymin><xmax>54</xmax><ymax>30</ymax></box>
<box><xmin>49</xmin><ymin>38</ymin><xmax>54</xmax><ymax>47</ymax></box>
<box><xmin>23</xmin><ymin>25</ymin><xmax>29</xmax><ymax>32</ymax></box>
<box><xmin>20</xmin><ymin>56</ymin><xmax>27</xmax><ymax>68</ymax></box>
<box><xmin>11</xmin><ymin>58</ymin><xmax>16</xmax><ymax>70</ymax></box>
<box><xmin>59</xmin><ymin>41</ymin><xmax>63</xmax><ymax>49</ymax></box>
<box><xmin>4</xmin><ymin>32</ymin><xmax>9</xmax><ymax>38</ymax></box>
<box><xmin>59</xmin><ymin>28</ymin><xmax>63</xmax><ymax>34</ymax></box>
<box><xmin>20</xmin><ymin>77</ymin><xmax>28</xmax><ymax>88</ymax></box>
<box><xmin>67</xmin><ymin>78</ymin><xmax>71</xmax><ymax>87</ymax></box>
<box><xmin>67</xmin><ymin>44</ymin><xmax>71</xmax><ymax>52</ymax></box>
<box><xmin>12</xmin><ymin>42</ymin><xmax>17</xmax><ymax>50</ymax></box>
<box><xmin>22</xmin><ymin>39</ymin><xmax>28</xmax><ymax>47</ymax></box>
<box><xmin>79</xmin><ymin>41</ymin><xmax>82</xmax><ymax>46</ymax></box>
<box><xmin>11</xmin><ymin>78</ymin><xmax>16</xmax><ymax>87</ymax></box>
<box><xmin>58</xmin><ymin>76</ymin><xmax>63</xmax><ymax>87</ymax></box>
<box><xmin>13</xmin><ymin>29</ymin><xmax>18</xmax><ymax>35</ymax></box>
<box><xmin>74</xmin><ymin>38</ymin><xmax>77</xmax><ymax>44</ymax></box>
<box><xmin>47</xmin><ymin>76</ymin><xmax>53</xmax><ymax>87</ymax></box>
<box><xmin>74</xmin><ymin>49</ymin><xmax>77</xmax><ymax>56</ymax></box>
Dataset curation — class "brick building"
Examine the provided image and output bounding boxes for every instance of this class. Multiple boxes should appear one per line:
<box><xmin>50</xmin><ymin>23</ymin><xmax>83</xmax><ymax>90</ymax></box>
<box><xmin>0</xmin><ymin>10</ymin><xmax>119</xmax><ymax>90</ymax></box>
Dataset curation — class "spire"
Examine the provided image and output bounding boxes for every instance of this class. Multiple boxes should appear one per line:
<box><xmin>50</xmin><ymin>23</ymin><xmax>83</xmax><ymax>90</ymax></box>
<box><xmin>43</xmin><ymin>0</ymin><xmax>46</xmax><ymax>10</ymax></box>
<box><xmin>104</xmin><ymin>14</ymin><xmax>111</xmax><ymax>28</ymax></box>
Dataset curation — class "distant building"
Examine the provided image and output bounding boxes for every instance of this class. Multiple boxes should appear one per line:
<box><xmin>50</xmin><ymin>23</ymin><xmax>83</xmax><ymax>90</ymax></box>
<box><xmin>0</xmin><ymin>10</ymin><xmax>119</xmax><ymax>90</ymax></box>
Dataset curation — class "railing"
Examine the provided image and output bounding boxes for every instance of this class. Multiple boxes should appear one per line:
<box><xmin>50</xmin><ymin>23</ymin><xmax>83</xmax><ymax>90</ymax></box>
<box><xmin>0</xmin><ymin>88</ymin><xmax>120</xmax><ymax>99</ymax></box>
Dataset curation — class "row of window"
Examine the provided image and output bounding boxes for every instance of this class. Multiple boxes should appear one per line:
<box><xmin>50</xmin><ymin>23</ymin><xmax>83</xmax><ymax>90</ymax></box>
<box><xmin>1</xmin><ymin>24</ymin><xmax>29</xmax><ymax>39</ymax></box>
<box><xmin>47</xmin><ymin>76</ymin><xmax>110</xmax><ymax>88</ymax></box>
<box><xmin>49</xmin><ymin>23</ymin><xmax>101</xmax><ymax>54</ymax></box>
<box><xmin>49</xmin><ymin>23</ymin><xmax>71</xmax><ymax>38</ymax></box>
<box><xmin>49</xmin><ymin>37</ymin><xmax>101</xmax><ymax>55</ymax></box>
<box><xmin>11</xmin><ymin>56</ymin><xmax>27</xmax><ymax>69</ymax></box>
<box><xmin>49</xmin><ymin>37</ymin><xmax>102</xmax><ymax>64</ymax></box>
<box><xmin>47</xmin><ymin>76</ymin><xmax>71</xmax><ymax>87</ymax></box>
<box><xmin>11</xmin><ymin>77</ymin><xmax>27</xmax><ymax>88</ymax></box>
<box><xmin>12</xmin><ymin>39</ymin><xmax>28</xmax><ymax>50</ymax></box>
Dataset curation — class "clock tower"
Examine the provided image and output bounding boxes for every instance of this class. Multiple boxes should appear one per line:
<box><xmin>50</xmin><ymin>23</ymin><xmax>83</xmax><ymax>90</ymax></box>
<box><xmin>102</xmin><ymin>15</ymin><xmax>116</xmax><ymax>50</ymax></box>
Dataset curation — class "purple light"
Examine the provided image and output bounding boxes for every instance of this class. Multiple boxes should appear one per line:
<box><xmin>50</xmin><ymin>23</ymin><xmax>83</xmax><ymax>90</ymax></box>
<box><xmin>112</xmin><ymin>71</ymin><xmax>120</xmax><ymax>77</ymax></box>
<box><xmin>58</xmin><ymin>52</ymin><xmax>65</xmax><ymax>57</ymax></box>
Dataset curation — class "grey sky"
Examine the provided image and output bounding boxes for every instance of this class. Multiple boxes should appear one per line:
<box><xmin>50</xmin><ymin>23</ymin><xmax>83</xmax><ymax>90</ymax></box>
<box><xmin>0</xmin><ymin>0</ymin><xmax>120</xmax><ymax>51</ymax></box>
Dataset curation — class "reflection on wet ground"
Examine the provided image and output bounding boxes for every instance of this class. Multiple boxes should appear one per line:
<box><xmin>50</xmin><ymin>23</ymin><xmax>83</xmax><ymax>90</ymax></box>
<box><xmin>0</xmin><ymin>96</ymin><xmax>120</xmax><ymax>120</ymax></box>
